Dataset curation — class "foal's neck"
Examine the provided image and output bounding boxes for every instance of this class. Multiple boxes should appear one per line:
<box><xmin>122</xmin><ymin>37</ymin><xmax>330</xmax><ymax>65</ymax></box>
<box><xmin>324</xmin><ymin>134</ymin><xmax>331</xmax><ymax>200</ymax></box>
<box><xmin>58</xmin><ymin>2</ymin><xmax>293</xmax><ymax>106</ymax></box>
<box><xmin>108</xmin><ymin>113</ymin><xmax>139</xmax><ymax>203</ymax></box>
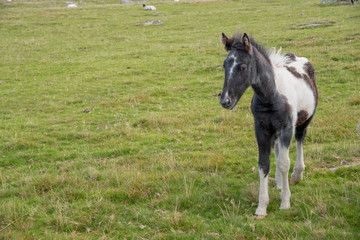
<box><xmin>251</xmin><ymin>48</ymin><xmax>281</xmax><ymax>106</ymax></box>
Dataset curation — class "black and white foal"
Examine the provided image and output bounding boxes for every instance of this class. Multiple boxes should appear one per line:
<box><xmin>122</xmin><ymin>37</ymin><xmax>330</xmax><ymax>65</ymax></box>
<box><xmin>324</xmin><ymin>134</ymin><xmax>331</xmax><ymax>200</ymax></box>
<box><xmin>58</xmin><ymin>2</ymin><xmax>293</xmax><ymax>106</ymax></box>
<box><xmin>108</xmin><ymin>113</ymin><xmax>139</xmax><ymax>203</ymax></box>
<box><xmin>219</xmin><ymin>33</ymin><xmax>318</xmax><ymax>218</ymax></box>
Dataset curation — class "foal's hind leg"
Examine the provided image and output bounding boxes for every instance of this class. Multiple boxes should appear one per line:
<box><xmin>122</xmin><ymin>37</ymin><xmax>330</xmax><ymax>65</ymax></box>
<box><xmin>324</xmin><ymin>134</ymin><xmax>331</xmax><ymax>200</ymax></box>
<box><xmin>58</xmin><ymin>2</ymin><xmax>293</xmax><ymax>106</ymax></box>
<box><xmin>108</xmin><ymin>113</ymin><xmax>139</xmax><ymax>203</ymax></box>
<box><xmin>290</xmin><ymin>139</ymin><xmax>305</xmax><ymax>184</ymax></box>
<box><xmin>291</xmin><ymin>129</ymin><xmax>307</xmax><ymax>184</ymax></box>
<box><xmin>274</xmin><ymin>139</ymin><xmax>283</xmax><ymax>190</ymax></box>
<box><xmin>291</xmin><ymin>116</ymin><xmax>313</xmax><ymax>184</ymax></box>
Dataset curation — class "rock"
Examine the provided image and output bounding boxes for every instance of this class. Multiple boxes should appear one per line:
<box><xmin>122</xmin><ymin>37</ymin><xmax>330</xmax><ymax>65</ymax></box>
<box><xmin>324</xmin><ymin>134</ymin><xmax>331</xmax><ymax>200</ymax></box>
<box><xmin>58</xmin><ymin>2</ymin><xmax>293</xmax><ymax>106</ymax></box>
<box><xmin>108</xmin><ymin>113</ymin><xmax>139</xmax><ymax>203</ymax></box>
<box><xmin>67</xmin><ymin>3</ymin><xmax>77</xmax><ymax>8</ymax></box>
<box><xmin>121</xmin><ymin>0</ymin><xmax>139</xmax><ymax>4</ymax></box>
<box><xmin>329</xmin><ymin>163</ymin><xmax>360</xmax><ymax>171</ymax></box>
<box><xmin>321</xmin><ymin>0</ymin><xmax>356</xmax><ymax>4</ymax></box>
<box><xmin>321</xmin><ymin>0</ymin><xmax>337</xmax><ymax>3</ymax></box>
<box><xmin>141</xmin><ymin>20</ymin><xmax>163</xmax><ymax>25</ymax></box>
<box><xmin>298</xmin><ymin>22</ymin><xmax>334</xmax><ymax>28</ymax></box>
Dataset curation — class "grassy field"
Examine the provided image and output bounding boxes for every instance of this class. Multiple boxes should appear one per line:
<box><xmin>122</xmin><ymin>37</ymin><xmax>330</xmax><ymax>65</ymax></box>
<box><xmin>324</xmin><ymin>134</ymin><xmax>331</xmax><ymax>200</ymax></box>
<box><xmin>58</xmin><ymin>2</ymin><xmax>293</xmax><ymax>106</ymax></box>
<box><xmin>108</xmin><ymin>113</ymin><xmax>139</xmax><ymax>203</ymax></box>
<box><xmin>0</xmin><ymin>0</ymin><xmax>359</xmax><ymax>238</ymax></box>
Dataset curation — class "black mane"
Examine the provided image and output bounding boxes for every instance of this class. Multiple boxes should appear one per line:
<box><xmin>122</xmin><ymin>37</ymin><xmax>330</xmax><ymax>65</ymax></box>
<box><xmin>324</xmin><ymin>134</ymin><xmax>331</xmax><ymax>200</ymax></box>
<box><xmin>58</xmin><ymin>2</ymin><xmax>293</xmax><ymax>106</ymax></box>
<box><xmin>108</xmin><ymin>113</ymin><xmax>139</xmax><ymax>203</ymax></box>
<box><xmin>230</xmin><ymin>33</ymin><xmax>269</xmax><ymax>59</ymax></box>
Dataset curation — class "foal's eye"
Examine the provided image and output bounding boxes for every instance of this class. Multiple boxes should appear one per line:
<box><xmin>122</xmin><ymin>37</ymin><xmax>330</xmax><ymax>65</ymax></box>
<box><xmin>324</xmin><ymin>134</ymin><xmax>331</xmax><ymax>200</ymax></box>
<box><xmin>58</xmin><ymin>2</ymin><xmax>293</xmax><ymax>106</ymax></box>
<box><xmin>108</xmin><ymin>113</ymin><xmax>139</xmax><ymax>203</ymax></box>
<box><xmin>239</xmin><ymin>65</ymin><xmax>246</xmax><ymax>71</ymax></box>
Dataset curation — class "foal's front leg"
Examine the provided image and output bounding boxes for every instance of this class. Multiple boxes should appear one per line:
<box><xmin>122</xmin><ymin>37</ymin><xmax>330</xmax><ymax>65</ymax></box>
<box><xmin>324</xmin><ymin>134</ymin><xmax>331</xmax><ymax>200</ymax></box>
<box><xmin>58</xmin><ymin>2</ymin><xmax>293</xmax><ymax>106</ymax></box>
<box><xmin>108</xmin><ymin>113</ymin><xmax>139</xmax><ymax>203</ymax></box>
<box><xmin>254</xmin><ymin>124</ymin><xmax>272</xmax><ymax>217</ymax></box>
<box><xmin>277</xmin><ymin>126</ymin><xmax>293</xmax><ymax>209</ymax></box>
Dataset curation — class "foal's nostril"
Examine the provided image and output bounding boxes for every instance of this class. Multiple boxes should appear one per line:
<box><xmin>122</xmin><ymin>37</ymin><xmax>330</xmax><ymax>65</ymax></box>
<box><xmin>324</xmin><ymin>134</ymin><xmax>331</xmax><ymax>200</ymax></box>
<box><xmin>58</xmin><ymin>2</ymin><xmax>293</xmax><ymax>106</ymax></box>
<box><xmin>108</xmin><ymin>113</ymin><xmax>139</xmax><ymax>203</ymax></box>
<box><xmin>220</xmin><ymin>97</ymin><xmax>231</xmax><ymax>108</ymax></box>
<box><xmin>225</xmin><ymin>98</ymin><xmax>231</xmax><ymax>105</ymax></box>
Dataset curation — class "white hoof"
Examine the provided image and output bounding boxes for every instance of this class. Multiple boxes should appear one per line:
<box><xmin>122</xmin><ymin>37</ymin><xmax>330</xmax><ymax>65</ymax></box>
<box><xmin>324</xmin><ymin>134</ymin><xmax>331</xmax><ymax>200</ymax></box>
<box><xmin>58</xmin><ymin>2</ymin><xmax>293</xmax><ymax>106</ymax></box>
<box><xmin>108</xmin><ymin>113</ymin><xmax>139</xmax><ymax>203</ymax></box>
<box><xmin>255</xmin><ymin>207</ymin><xmax>267</xmax><ymax>217</ymax></box>
<box><xmin>280</xmin><ymin>201</ymin><xmax>290</xmax><ymax>210</ymax></box>
<box><xmin>290</xmin><ymin>173</ymin><xmax>302</xmax><ymax>185</ymax></box>
<box><xmin>291</xmin><ymin>171</ymin><xmax>303</xmax><ymax>184</ymax></box>
<box><xmin>254</xmin><ymin>215</ymin><xmax>266</xmax><ymax>220</ymax></box>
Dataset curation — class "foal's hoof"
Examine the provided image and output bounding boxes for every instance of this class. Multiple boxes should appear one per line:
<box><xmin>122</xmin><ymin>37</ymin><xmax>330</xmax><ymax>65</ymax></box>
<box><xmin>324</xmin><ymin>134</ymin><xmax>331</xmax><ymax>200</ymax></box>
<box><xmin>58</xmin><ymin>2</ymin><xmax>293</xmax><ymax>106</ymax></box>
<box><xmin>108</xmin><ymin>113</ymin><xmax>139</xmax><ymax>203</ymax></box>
<box><xmin>290</xmin><ymin>172</ymin><xmax>303</xmax><ymax>185</ymax></box>
<box><xmin>290</xmin><ymin>177</ymin><xmax>299</xmax><ymax>185</ymax></box>
<box><xmin>280</xmin><ymin>202</ymin><xmax>291</xmax><ymax>210</ymax></box>
<box><xmin>253</xmin><ymin>215</ymin><xmax>266</xmax><ymax>220</ymax></box>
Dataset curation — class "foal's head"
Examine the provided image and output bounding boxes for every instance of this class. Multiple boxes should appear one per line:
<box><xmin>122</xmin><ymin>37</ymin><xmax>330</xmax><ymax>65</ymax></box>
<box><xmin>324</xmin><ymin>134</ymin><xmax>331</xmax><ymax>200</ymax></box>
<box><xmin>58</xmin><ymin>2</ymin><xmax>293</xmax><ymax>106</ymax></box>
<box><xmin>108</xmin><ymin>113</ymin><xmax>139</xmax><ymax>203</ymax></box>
<box><xmin>220</xmin><ymin>33</ymin><xmax>255</xmax><ymax>110</ymax></box>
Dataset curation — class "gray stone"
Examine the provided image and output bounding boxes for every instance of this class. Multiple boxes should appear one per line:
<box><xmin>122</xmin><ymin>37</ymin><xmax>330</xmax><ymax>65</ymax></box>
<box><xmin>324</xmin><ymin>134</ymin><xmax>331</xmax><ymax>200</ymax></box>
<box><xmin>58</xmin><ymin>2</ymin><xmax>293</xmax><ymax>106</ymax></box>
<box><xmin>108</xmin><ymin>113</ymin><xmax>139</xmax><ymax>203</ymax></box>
<box><xmin>321</xmin><ymin>0</ymin><xmax>337</xmax><ymax>3</ymax></box>
<box><xmin>321</xmin><ymin>0</ymin><xmax>356</xmax><ymax>4</ymax></box>
<box><xmin>329</xmin><ymin>163</ymin><xmax>360</xmax><ymax>171</ymax></box>
<box><xmin>142</xmin><ymin>20</ymin><xmax>163</xmax><ymax>25</ymax></box>
<box><xmin>298</xmin><ymin>22</ymin><xmax>334</xmax><ymax>28</ymax></box>
<box><xmin>122</xmin><ymin>0</ymin><xmax>143</xmax><ymax>4</ymax></box>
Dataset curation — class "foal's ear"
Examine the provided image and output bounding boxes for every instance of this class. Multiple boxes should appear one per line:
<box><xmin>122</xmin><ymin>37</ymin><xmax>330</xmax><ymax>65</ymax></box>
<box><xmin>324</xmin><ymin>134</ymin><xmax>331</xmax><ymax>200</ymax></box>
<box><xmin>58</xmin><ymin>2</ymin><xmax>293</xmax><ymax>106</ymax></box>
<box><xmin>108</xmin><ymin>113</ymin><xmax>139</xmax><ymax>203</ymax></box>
<box><xmin>242</xmin><ymin>33</ymin><xmax>252</xmax><ymax>53</ymax></box>
<box><xmin>221</xmin><ymin>33</ymin><xmax>232</xmax><ymax>51</ymax></box>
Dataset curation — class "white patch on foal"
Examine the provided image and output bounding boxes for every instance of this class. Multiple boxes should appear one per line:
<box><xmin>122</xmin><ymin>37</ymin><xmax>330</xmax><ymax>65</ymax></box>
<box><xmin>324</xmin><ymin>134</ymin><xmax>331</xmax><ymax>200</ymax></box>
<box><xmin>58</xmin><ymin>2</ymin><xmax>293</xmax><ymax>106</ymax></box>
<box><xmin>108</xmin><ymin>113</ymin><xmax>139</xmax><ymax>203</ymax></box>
<box><xmin>227</xmin><ymin>53</ymin><xmax>237</xmax><ymax>78</ymax></box>
<box><xmin>269</xmin><ymin>50</ymin><xmax>316</xmax><ymax>126</ymax></box>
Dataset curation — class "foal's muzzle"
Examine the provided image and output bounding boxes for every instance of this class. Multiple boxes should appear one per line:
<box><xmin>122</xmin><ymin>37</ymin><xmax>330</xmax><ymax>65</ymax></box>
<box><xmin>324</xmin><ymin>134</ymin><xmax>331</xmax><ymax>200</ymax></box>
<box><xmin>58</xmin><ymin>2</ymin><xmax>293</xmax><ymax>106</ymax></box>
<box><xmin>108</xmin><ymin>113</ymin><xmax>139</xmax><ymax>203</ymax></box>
<box><xmin>220</xmin><ymin>96</ymin><xmax>232</xmax><ymax>109</ymax></box>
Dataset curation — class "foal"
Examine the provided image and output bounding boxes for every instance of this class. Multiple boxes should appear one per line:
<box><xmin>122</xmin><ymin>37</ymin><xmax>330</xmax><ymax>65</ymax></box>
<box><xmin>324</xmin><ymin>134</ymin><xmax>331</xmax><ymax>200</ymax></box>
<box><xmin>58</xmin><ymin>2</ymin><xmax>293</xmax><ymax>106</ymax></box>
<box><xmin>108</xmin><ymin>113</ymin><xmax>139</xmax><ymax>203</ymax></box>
<box><xmin>219</xmin><ymin>33</ymin><xmax>318</xmax><ymax>218</ymax></box>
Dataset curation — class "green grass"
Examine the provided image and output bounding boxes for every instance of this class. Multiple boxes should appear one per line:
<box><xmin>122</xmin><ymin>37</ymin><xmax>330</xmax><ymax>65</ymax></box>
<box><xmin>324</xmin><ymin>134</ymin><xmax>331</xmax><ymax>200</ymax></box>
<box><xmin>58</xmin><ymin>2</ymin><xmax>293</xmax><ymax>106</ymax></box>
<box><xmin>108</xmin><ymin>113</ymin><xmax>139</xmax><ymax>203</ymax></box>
<box><xmin>0</xmin><ymin>0</ymin><xmax>359</xmax><ymax>238</ymax></box>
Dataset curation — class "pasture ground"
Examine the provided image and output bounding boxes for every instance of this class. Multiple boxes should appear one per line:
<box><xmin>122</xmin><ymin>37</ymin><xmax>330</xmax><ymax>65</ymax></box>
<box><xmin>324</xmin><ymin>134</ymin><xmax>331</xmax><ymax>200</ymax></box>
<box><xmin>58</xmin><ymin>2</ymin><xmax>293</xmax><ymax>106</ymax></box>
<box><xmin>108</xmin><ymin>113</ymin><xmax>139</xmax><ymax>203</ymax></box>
<box><xmin>0</xmin><ymin>0</ymin><xmax>359</xmax><ymax>239</ymax></box>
